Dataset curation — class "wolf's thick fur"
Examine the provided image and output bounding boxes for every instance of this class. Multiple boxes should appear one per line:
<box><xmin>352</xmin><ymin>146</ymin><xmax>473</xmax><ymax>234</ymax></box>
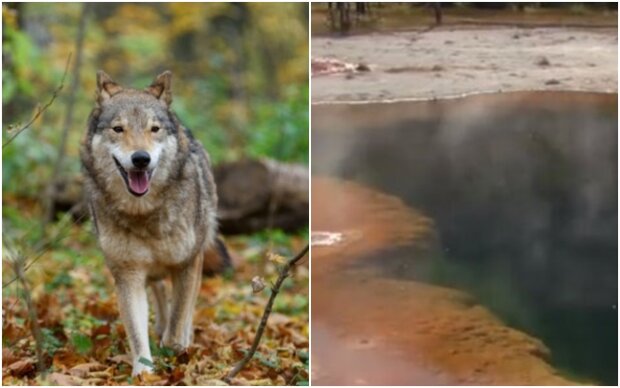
<box><xmin>80</xmin><ymin>71</ymin><xmax>217</xmax><ymax>375</ymax></box>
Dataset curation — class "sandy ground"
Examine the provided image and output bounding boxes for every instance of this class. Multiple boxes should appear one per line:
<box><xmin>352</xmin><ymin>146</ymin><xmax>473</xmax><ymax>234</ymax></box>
<box><xmin>311</xmin><ymin>26</ymin><xmax>617</xmax><ymax>103</ymax></box>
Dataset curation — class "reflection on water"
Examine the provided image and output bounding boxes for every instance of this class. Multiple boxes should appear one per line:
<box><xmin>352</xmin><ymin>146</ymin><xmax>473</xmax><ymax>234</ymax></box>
<box><xmin>312</xmin><ymin>92</ymin><xmax>618</xmax><ymax>385</ymax></box>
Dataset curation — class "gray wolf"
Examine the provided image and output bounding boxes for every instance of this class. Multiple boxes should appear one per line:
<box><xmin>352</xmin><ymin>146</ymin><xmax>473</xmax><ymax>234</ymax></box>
<box><xmin>80</xmin><ymin>70</ymin><xmax>218</xmax><ymax>375</ymax></box>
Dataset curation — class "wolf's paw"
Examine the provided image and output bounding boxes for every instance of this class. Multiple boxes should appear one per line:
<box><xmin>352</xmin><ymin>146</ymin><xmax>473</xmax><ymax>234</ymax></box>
<box><xmin>132</xmin><ymin>357</ymin><xmax>154</xmax><ymax>376</ymax></box>
<box><xmin>161</xmin><ymin>334</ymin><xmax>189</xmax><ymax>354</ymax></box>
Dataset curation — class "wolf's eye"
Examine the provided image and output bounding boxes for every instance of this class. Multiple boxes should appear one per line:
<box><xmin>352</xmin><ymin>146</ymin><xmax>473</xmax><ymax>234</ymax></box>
<box><xmin>112</xmin><ymin>126</ymin><xmax>124</xmax><ymax>133</ymax></box>
<box><xmin>151</xmin><ymin>126</ymin><xmax>160</xmax><ymax>133</ymax></box>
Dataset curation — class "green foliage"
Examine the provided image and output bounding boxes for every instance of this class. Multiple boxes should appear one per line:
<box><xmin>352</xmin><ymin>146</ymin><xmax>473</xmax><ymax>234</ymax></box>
<box><xmin>2</xmin><ymin>127</ymin><xmax>59</xmax><ymax>196</ymax></box>
<box><xmin>273</xmin><ymin>293</ymin><xmax>308</xmax><ymax>316</ymax></box>
<box><xmin>41</xmin><ymin>328</ymin><xmax>64</xmax><ymax>356</ymax></box>
<box><xmin>152</xmin><ymin>343</ymin><xmax>175</xmax><ymax>359</ymax></box>
<box><xmin>45</xmin><ymin>271</ymin><xmax>72</xmax><ymax>291</ymax></box>
<box><xmin>2</xmin><ymin>20</ymin><xmax>48</xmax><ymax>103</ymax></box>
<box><xmin>2</xmin><ymin>3</ymin><xmax>308</xmax><ymax>197</ymax></box>
<box><xmin>253</xmin><ymin>351</ymin><xmax>280</xmax><ymax>370</ymax></box>
<box><xmin>245</xmin><ymin>85</ymin><xmax>309</xmax><ymax>164</ymax></box>
<box><xmin>70</xmin><ymin>332</ymin><xmax>93</xmax><ymax>355</ymax></box>
<box><xmin>138</xmin><ymin>357</ymin><xmax>155</xmax><ymax>368</ymax></box>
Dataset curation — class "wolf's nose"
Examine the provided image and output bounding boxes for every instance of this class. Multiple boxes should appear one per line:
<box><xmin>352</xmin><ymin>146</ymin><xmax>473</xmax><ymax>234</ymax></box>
<box><xmin>131</xmin><ymin>150</ymin><xmax>151</xmax><ymax>169</ymax></box>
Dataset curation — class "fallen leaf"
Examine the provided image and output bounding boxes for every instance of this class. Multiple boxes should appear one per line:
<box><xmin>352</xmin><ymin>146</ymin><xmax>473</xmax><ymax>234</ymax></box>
<box><xmin>167</xmin><ymin>367</ymin><xmax>185</xmax><ymax>384</ymax></box>
<box><xmin>52</xmin><ymin>350</ymin><xmax>88</xmax><ymax>370</ymax></box>
<box><xmin>268</xmin><ymin>313</ymin><xmax>291</xmax><ymax>326</ymax></box>
<box><xmin>48</xmin><ymin>372</ymin><xmax>77</xmax><ymax>385</ymax></box>
<box><xmin>282</xmin><ymin>327</ymin><xmax>308</xmax><ymax>347</ymax></box>
<box><xmin>36</xmin><ymin>294</ymin><xmax>63</xmax><ymax>327</ymax></box>
<box><xmin>85</xmin><ymin>298</ymin><xmax>118</xmax><ymax>321</ymax></box>
<box><xmin>2</xmin><ymin>348</ymin><xmax>18</xmax><ymax>366</ymax></box>
<box><xmin>267</xmin><ymin>252</ymin><xmax>287</xmax><ymax>265</ymax></box>
<box><xmin>138</xmin><ymin>371</ymin><xmax>167</xmax><ymax>385</ymax></box>
<box><xmin>195</xmin><ymin>376</ymin><xmax>227</xmax><ymax>385</ymax></box>
<box><xmin>69</xmin><ymin>361</ymin><xmax>106</xmax><ymax>378</ymax></box>
<box><xmin>251</xmin><ymin>276</ymin><xmax>266</xmax><ymax>294</ymax></box>
<box><xmin>108</xmin><ymin>354</ymin><xmax>131</xmax><ymax>365</ymax></box>
<box><xmin>7</xmin><ymin>359</ymin><xmax>34</xmax><ymax>377</ymax></box>
<box><xmin>2</xmin><ymin>322</ymin><xmax>27</xmax><ymax>343</ymax></box>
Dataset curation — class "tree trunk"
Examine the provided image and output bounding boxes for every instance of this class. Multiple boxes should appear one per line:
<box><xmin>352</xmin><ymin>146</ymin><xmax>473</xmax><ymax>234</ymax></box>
<box><xmin>44</xmin><ymin>3</ymin><xmax>89</xmax><ymax>223</ymax></box>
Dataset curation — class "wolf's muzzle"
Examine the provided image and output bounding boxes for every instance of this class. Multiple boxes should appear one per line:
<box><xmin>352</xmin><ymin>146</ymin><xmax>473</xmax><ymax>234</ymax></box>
<box><xmin>113</xmin><ymin>155</ymin><xmax>153</xmax><ymax>197</ymax></box>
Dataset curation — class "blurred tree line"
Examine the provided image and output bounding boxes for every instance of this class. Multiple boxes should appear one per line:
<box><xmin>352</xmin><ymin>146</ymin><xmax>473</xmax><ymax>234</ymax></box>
<box><xmin>315</xmin><ymin>2</ymin><xmax>617</xmax><ymax>34</ymax></box>
<box><xmin>3</xmin><ymin>3</ymin><xmax>309</xmax><ymax>198</ymax></box>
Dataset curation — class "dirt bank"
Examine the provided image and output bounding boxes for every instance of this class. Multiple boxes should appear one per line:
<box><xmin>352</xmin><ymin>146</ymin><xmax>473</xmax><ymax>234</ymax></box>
<box><xmin>312</xmin><ymin>26</ymin><xmax>617</xmax><ymax>103</ymax></box>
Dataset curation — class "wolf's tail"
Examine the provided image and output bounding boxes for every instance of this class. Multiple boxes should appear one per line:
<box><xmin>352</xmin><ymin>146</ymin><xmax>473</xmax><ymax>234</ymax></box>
<box><xmin>203</xmin><ymin>237</ymin><xmax>234</xmax><ymax>276</ymax></box>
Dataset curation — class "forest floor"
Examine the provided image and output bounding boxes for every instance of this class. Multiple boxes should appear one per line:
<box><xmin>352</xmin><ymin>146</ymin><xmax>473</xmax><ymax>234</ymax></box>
<box><xmin>2</xmin><ymin>195</ymin><xmax>309</xmax><ymax>386</ymax></box>
<box><xmin>312</xmin><ymin>22</ymin><xmax>617</xmax><ymax>103</ymax></box>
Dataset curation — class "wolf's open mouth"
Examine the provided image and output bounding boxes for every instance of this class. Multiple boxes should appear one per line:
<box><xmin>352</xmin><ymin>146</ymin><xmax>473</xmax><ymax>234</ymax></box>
<box><xmin>113</xmin><ymin>156</ymin><xmax>152</xmax><ymax>197</ymax></box>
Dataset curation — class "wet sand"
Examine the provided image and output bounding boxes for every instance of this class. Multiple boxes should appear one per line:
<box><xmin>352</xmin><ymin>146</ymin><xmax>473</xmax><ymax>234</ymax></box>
<box><xmin>312</xmin><ymin>27</ymin><xmax>617</xmax><ymax>103</ymax></box>
<box><xmin>311</xmin><ymin>177</ymin><xmax>583</xmax><ymax>386</ymax></box>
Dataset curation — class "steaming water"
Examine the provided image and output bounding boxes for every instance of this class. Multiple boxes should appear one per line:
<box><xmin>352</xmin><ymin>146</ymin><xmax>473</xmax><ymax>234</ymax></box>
<box><xmin>312</xmin><ymin>92</ymin><xmax>618</xmax><ymax>385</ymax></box>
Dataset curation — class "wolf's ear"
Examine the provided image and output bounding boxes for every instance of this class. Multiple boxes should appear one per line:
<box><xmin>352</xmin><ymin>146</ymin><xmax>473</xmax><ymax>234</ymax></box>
<box><xmin>146</xmin><ymin>71</ymin><xmax>172</xmax><ymax>106</ymax></box>
<box><xmin>96</xmin><ymin>71</ymin><xmax>123</xmax><ymax>104</ymax></box>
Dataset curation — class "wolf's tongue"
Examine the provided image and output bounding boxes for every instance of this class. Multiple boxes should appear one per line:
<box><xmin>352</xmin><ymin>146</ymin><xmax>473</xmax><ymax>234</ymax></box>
<box><xmin>128</xmin><ymin>170</ymin><xmax>150</xmax><ymax>194</ymax></box>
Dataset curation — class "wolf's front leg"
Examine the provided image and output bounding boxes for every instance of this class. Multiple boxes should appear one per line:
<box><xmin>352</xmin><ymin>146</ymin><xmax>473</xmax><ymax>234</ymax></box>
<box><xmin>162</xmin><ymin>253</ymin><xmax>203</xmax><ymax>351</ymax></box>
<box><xmin>114</xmin><ymin>270</ymin><xmax>153</xmax><ymax>376</ymax></box>
<box><xmin>149</xmin><ymin>280</ymin><xmax>169</xmax><ymax>339</ymax></box>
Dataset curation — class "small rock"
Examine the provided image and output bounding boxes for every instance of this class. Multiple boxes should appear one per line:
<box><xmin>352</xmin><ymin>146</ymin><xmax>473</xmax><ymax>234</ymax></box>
<box><xmin>536</xmin><ymin>56</ymin><xmax>551</xmax><ymax>67</ymax></box>
<box><xmin>356</xmin><ymin>63</ymin><xmax>371</xmax><ymax>72</ymax></box>
<box><xmin>545</xmin><ymin>79</ymin><xmax>561</xmax><ymax>85</ymax></box>
<box><xmin>431</xmin><ymin>64</ymin><xmax>444</xmax><ymax>72</ymax></box>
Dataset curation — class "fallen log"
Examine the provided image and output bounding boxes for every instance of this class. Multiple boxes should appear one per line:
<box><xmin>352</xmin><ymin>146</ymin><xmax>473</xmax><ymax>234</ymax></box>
<box><xmin>51</xmin><ymin>158</ymin><xmax>309</xmax><ymax>235</ymax></box>
<box><xmin>215</xmin><ymin>158</ymin><xmax>309</xmax><ymax>234</ymax></box>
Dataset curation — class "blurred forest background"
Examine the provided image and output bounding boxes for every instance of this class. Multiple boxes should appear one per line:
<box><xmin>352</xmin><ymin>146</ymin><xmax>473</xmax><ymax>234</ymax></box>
<box><xmin>4</xmin><ymin>2</ymin><xmax>308</xmax><ymax>194</ymax></box>
<box><xmin>3</xmin><ymin>3</ymin><xmax>309</xmax><ymax>386</ymax></box>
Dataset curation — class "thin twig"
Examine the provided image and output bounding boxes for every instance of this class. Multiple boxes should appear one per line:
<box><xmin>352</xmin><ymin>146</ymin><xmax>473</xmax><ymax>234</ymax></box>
<box><xmin>9</xmin><ymin>251</ymin><xmax>46</xmax><ymax>375</ymax></box>
<box><xmin>2</xmin><ymin>53</ymin><xmax>72</xmax><ymax>149</ymax></box>
<box><xmin>223</xmin><ymin>244</ymin><xmax>309</xmax><ymax>383</ymax></box>
<box><xmin>7</xmin><ymin>279</ymin><xmax>22</xmax><ymax>316</ymax></box>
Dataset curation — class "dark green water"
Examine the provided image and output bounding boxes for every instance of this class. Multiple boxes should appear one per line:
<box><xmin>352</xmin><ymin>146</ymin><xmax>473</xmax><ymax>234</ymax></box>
<box><xmin>312</xmin><ymin>92</ymin><xmax>618</xmax><ymax>385</ymax></box>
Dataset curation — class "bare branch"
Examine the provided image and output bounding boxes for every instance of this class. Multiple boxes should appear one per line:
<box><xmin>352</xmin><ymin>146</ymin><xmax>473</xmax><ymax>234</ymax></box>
<box><xmin>223</xmin><ymin>244</ymin><xmax>309</xmax><ymax>383</ymax></box>
<box><xmin>6</xmin><ymin>247</ymin><xmax>46</xmax><ymax>375</ymax></box>
<box><xmin>2</xmin><ymin>53</ymin><xmax>72</xmax><ymax>149</ymax></box>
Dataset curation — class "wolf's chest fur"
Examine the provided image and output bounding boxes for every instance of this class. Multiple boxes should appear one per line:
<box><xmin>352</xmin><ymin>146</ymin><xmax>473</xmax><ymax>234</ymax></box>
<box><xmin>95</xmin><ymin>198</ymin><xmax>201</xmax><ymax>271</ymax></box>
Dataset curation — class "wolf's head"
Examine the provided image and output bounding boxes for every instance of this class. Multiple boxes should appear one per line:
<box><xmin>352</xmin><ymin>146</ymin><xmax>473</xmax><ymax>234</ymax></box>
<box><xmin>82</xmin><ymin>71</ymin><xmax>187</xmax><ymax>209</ymax></box>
